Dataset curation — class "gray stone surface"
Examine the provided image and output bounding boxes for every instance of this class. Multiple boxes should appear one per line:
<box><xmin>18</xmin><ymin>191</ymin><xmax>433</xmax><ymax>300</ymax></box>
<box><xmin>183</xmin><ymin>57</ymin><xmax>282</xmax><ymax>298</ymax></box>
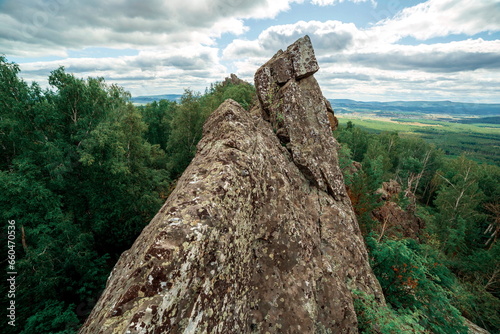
<box><xmin>80</xmin><ymin>36</ymin><xmax>384</xmax><ymax>334</ymax></box>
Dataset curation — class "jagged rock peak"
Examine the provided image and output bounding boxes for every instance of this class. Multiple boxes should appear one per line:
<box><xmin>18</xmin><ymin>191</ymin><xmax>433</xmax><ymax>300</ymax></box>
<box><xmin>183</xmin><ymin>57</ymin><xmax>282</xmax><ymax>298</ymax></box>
<box><xmin>223</xmin><ymin>73</ymin><xmax>249</xmax><ymax>86</ymax></box>
<box><xmin>255</xmin><ymin>35</ymin><xmax>319</xmax><ymax>113</ymax></box>
<box><xmin>79</xmin><ymin>36</ymin><xmax>384</xmax><ymax>334</ymax></box>
<box><xmin>255</xmin><ymin>35</ymin><xmax>341</xmax><ymax>198</ymax></box>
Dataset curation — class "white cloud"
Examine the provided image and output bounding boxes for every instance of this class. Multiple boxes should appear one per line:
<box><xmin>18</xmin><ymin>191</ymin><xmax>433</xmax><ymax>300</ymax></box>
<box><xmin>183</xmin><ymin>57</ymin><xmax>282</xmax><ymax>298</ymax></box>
<box><xmin>223</xmin><ymin>2</ymin><xmax>500</xmax><ymax>103</ymax></box>
<box><xmin>4</xmin><ymin>0</ymin><xmax>500</xmax><ymax>102</ymax></box>
<box><xmin>223</xmin><ymin>20</ymin><xmax>359</xmax><ymax>60</ymax></box>
<box><xmin>18</xmin><ymin>44</ymin><xmax>229</xmax><ymax>96</ymax></box>
<box><xmin>2</xmin><ymin>0</ymin><xmax>302</xmax><ymax>95</ymax></box>
<box><xmin>316</xmin><ymin>66</ymin><xmax>500</xmax><ymax>103</ymax></box>
<box><xmin>311</xmin><ymin>0</ymin><xmax>376</xmax><ymax>7</ymax></box>
<box><xmin>319</xmin><ymin>39</ymin><xmax>500</xmax><ymax>73</ymax></box>
<box><xmin>374</xmin><ymin>0</ymin><xmax>500</xmax><ymax>41</ymax></box>
<box><xmin>0</xmin><ymin>0</ymin><xmax>301</xmax><ymax>57</ymax></box>
<box><xmin>224</xmin><ymin>19</ymin><xmax>500</xmax><ymax>73</ymax></box>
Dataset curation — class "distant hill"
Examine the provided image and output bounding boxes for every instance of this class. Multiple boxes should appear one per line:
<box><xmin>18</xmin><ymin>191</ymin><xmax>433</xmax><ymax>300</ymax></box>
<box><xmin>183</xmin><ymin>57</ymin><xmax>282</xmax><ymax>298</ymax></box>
<box><xmin>329</xmin><ymin>99</ymin><xmax>500</xmax><ymax>116</ymax></box>
<box><xmin>131</xmin><ymin>95</ymin><xmax>500</xmax><ymax>117</ymax></box>
<box><xmin>455</xmin><ymin>116</ymin><xmax>500</xmax><ymax>125</ymax></box>
<box><xmin>131</xmin><ymin>94</ymin><xmax>182</xmax><ymax>105</ymax></box>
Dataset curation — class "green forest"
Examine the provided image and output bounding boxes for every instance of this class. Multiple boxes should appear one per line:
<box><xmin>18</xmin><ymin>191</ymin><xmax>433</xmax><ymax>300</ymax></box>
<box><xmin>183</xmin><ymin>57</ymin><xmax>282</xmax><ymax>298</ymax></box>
<box><xmin>334</xmin><ymin>123</ymin><xmax>500</xmax><ymax>333</ymax></box>
<box><xmin>335</xmin><ymin>116</ymin><xmax>500</xmax><ymax>166</ymax></box>
<box><xmin>1</xmin><ymin>56</ymin><xmax>499</xmax><ymax>333</ymax></box>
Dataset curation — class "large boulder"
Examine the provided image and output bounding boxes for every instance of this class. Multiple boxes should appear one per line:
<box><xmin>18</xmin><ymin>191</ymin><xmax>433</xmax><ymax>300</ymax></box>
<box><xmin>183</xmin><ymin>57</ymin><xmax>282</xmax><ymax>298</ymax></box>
<box><xmin>80</xmin><ymin>35</ymin><xmax>384</xmax><ymax>334</ymax></box>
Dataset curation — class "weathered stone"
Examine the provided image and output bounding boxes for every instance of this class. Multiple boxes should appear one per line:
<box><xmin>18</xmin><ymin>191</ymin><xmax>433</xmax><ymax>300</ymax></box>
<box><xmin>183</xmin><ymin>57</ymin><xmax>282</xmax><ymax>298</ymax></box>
<box><xmin>255</xmin><ymin>36</ymin><xmax>342</xmax><ymax>200</ymax></box>
<box><xmin>372</xmin><ymin>180</ymin><xmax>425</xmax><ymax>240</ymax></box>
<box><xmin>287</xmin><ymin>35</ymin><xmax>319</xmax><ymax>79</ymax></box>
<box><xmin>270</xmin><ymin>54</ymin><xmax>293</xmax><ymax>85</ymax></box>
<box><xmin>372</xmin><ymin>202</ymin><xmax>425</xmax><ymax>240</ymax></box>
<box><xmin>324</xmin><ymin>98</ymin><xmax>339</xmax><ymax>131</ymax></box>
<box><xmin>80</xmin><ymin>36</ymin><xmax>384</xmax><ymax>334</ymax></box>
<box><xmin>254</xmin><ymin>35</ymin><xmax>319</xmax><ymax>114</ymax></box>
<box><xmin>224</xmin><ymin>73</ymin><xmax>250</xmax><ymax>86</ymax></box>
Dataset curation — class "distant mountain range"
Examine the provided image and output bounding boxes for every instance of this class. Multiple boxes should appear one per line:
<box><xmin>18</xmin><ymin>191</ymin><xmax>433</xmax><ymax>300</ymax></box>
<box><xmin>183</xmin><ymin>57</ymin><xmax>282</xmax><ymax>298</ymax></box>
<box><xmin>131</xmin><ymin>94</ymin><xmax>499</xmax><ymax>117</ymax></box>
<box><xmin>131</xmin><ymin>94</ymin><xmax>182</xmax><ymax>104</ymax></box>
<box><xmin>329</xmin><ymin>99</ymin><xmax>500</xmax><ymax>116</ymax></box>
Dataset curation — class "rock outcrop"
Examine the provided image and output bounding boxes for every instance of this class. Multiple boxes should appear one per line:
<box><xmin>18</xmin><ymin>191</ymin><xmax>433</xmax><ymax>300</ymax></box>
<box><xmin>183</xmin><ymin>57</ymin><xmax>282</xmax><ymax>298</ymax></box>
<box><xmin>372</xmin><ymin>180</ymin><xmax>425</xmax><ymax>240</ymax></box>
<box><xmin>223</xmin><ymin>73</ymin><xmax>249</xmax><ymax>86</ymax></box>
<box><xmin>80</xmin><ymin>35</ymin><xmax>384</xmax><ymax>334</ymax></box>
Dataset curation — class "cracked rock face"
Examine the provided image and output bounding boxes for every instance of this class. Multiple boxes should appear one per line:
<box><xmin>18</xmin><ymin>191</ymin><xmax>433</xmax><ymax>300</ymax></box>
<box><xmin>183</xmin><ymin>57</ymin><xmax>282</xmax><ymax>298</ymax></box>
<box><xmin>80</xmin><ymin>35</ymin><xmax>384</xmax><ymax>334</ymax></box>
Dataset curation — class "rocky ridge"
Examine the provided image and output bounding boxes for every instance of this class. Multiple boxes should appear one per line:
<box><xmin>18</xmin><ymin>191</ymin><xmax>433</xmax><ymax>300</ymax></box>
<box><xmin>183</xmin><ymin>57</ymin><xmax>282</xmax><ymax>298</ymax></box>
<box><xmin>80</xmin><ymin>35</ymin><xmax>384</xmax><ymax>334</ymax></box>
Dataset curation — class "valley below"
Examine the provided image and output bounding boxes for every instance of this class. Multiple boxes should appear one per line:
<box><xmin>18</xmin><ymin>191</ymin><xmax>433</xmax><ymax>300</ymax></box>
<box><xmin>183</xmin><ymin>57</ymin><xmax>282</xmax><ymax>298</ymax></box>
<box><xmin>329</xmin><ymin>99</ymin><xmax>500</xmax><ymax>165</ymax></box>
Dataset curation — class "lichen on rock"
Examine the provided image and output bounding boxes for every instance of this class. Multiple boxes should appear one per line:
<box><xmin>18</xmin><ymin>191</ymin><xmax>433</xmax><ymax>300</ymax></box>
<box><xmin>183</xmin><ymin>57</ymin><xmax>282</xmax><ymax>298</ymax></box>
<box><xmin>80</xmin><ymin>35</ymin><xmax>384</xmax><ymax>334</ymax></box>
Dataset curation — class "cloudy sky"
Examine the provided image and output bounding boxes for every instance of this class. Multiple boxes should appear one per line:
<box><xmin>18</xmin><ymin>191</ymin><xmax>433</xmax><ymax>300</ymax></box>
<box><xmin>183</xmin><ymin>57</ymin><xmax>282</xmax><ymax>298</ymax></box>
<box><xmin>2</xmin><ymin>0</ymin><xmax>500</xmax><ymax>102</ymax></box>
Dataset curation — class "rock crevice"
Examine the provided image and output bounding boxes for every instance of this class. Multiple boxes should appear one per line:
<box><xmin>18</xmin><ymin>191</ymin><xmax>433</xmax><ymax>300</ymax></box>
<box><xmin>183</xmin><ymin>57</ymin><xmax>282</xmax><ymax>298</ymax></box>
<box><xmin>80</xmin><ymin>35</ymin><xmax>384</xmax><ymax>334</ymax></box>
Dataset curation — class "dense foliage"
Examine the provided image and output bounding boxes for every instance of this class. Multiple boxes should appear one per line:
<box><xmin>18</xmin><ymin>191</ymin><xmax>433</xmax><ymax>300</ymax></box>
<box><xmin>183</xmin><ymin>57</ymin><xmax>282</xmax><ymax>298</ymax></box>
<box><xmin>335</xmin><ymin>122</ymin><xmax>500</xmax><ymax>333</ymax></box>
<box><xmin>0</xmin><ymin>57</ymin><xmax>255</xmax><ymax>333</ymax></box>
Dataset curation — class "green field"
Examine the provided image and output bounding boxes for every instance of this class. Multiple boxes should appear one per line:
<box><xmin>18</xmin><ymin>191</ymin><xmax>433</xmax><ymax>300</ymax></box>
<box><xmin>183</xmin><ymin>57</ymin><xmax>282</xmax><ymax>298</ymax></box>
<box><xmin>337</xmin><ymin>115</ymin><xmax>500</xmax><ymax>165</ymax></box>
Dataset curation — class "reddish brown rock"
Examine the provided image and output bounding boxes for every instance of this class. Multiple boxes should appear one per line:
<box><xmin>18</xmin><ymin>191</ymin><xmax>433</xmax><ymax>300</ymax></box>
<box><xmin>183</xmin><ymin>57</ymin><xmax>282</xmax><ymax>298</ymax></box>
<box><xmin>80</xmin><ymin>36</ymin><xmax>384</xmax><ymax>334</ymax></box>
<box><xmin>372</xmin><ymin>180</ymin><xmax>425</xmax><ymax>240</ymax></box>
